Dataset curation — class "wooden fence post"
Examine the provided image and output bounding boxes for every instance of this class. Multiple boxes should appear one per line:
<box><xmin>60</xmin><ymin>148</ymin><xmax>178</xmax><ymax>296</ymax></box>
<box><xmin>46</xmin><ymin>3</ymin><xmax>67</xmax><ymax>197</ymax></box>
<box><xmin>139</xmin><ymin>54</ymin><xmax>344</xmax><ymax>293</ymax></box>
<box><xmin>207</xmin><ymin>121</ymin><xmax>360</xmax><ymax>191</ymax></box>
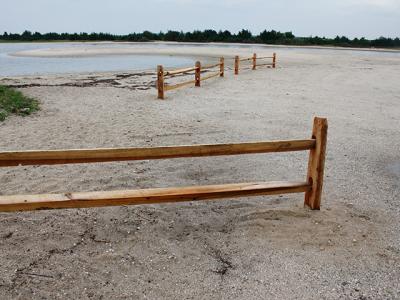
<box><xmin>195</xmin><ymin>61</ymin><xmax>201</xmax><ymax>87</ymax></box>
<box><xmin>304</xmin><ymin>117</ymin><xmax>328</xmax><ymax>210</ymax></box>
<box><xmin>157</xmin><ymin>65</ymin><xmax>165</xmax><ymax>99</ymax></box>
<box><xmin>272</xmin><ymin>53</ymin><xmax>276</xmax><ymax>68</ymax></box>
<box><xmin>234</xmin><ymin>56</ymin><xmax>239</xmax><ymax>75</ymax></box>
<box><xmin>220</xmin><ymin>57</ymin><xmax>224</xmax><ymax>77</ymax></box>
<box><xmin>252</xmin><ymin>53</ymin><xmax>257</xmax><ymax>70</ymax></box>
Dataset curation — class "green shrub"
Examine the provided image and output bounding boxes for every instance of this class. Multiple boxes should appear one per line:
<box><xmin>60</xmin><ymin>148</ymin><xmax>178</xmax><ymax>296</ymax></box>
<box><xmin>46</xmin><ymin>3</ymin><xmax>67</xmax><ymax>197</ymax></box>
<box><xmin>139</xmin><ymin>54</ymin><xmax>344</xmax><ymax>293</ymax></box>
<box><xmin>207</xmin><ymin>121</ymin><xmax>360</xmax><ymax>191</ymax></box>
<box><xmin>0</xmin><ymin>85</ymin><xmax>39</xmax><ymax>121</ymax></box>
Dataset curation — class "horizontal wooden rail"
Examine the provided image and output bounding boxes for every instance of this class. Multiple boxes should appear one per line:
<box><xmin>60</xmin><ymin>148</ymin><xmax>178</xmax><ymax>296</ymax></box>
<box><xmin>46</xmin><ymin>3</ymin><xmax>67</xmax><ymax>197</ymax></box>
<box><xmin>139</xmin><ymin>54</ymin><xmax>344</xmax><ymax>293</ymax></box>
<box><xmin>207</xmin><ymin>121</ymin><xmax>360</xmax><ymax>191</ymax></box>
<box><xmin>0</xmin><ymin>140</ymin><xmax>316</xmax><ymax>167</ymax></box>
<box><xmin>165</xmin><ymin>79</ymin><xmax>196</xmax><ymax>91</ymax></box>
<box><xmin>202</xmin><ymin>62</ymin><xmax>222</xmax><ymax>69</ymax></box>
<box><xmin>256</xmin><ymin>63</ymin><xmax>273</xmax><ymax>67</ymax></box>
<box><xmin>164</xmin><ymin>66</ymin><xmax>198</xmax><ymax>76</ymax></box>
<box><xmin>257</xmin><ymin>56</ymin><xmax>273</xmax><ymax>60</ymax></box>
<box><xmin>201</xmin><ymin>72</ymin><xmax>221</xmax><ymax>82</ymax></box>
<box><xmin>0</xmin><ymin>181</ymin><xmax>310</xmax><ymax>212</ymax></box>
<box><xmin>240</xmin><ymin>57</ymin><xmax>253</xmax><ymax>62</ymax></box>
<box><xmin>0</xmin><ymin>117</ymin><xmax>327</xmax><ymax>213</ymax></box>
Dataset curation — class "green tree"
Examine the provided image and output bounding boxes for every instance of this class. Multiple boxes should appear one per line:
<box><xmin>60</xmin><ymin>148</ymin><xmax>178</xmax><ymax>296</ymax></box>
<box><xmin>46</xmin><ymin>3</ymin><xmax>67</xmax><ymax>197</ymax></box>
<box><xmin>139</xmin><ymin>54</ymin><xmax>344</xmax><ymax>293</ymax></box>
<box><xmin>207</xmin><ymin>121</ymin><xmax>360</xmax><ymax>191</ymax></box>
<box><xmin>236</xmin><ymin>29</ymin><xmax>252</xmax><ymax>42</ymax></box>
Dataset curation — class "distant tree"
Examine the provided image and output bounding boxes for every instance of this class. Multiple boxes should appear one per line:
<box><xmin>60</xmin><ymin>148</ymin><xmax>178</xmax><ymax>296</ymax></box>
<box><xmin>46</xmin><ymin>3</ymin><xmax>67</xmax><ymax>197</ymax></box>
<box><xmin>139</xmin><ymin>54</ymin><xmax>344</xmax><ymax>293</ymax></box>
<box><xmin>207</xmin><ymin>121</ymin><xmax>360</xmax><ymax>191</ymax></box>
<box><xmin>236</xmin><ymin>29</ymin><xmax>252</xmax><ymax>42</ymax></box>
<box><xmin>371</xmin><ymin>37</ymin><xmax>395</xmax><ymax>48</ymax></box>
<box><xmin>203</xmin><ymin>29</ymin><xmax>218</xmax><ymax>42</ymax></box>
<box><xmin>0</xmin><ymin>29</ymin><xmax>398</xmax><ymax>48</ymax></box>
<box><xmin>21</xmin><ymin>30</ymin><xmax>32</xmax><ymax>40</ymax></box>
<box><xmin>285</xmin><ymin>31</ymin><xmax>295</xmax><ymax>39</ymax></box>
<box><xmin>164</xmin><ymin>30</ymin><xmax>181</xmax><ymax>41</ymax></box>
<box><xmin>158</xmin><ymin>31</ymin><xmax>165</xmax><ymax>40</ymax></box>
<box><xmin>142</xmin><ymin>30</ymin><xmax>158</xmax><ymax>41</ymax></box>
<box><xmin>218</xmin><ymin>30</ymin><xmax>232</xmax><ymax>42</ymax></box>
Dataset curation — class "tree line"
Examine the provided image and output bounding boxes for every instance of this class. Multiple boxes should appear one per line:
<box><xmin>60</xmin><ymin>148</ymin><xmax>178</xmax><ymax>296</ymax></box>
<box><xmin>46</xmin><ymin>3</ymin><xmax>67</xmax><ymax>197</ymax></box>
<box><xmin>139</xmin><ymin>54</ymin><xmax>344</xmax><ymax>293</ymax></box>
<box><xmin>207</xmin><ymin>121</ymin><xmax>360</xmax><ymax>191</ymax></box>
<box><xmin>1</xmin><ymin>30</ymin><xmax>399</xmax><ymax>48</ymax></box>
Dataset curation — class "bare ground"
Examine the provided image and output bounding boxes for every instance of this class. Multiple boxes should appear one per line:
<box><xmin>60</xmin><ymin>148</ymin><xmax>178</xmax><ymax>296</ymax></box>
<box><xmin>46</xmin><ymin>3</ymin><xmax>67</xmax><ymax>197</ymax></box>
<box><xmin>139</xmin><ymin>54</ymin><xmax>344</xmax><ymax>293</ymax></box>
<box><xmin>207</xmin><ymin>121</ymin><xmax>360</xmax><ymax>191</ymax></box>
<box><xmin>0</xmin><ymin>47</ymin><xmax>399</xmax><ymax>299</ymax></box>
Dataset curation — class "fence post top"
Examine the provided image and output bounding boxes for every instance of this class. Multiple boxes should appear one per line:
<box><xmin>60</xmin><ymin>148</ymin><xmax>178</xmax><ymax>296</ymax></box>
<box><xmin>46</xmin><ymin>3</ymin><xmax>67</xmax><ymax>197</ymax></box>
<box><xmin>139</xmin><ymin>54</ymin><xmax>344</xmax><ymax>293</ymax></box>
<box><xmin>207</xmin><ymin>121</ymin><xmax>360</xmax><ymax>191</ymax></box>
<box><xmin>313</xmin><ymin>117</ymin><xmax>328</xmax><ymax>126</ymax></box>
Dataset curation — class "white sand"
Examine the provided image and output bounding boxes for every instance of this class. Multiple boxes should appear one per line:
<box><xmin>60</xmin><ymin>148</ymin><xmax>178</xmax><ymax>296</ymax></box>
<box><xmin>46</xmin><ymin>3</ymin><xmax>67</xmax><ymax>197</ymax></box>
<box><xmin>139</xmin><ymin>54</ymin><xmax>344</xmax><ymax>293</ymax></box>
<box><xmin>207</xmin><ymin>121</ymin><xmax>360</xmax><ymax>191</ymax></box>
<box><xmin>0</xmin><ymin>44</ymin><xmax>399</xmax><ymax>299</ymax></box>
<box><xmin>12</xmin><ymin>43</ymin><xmax>231</xmax><ymax>59</ymax></box>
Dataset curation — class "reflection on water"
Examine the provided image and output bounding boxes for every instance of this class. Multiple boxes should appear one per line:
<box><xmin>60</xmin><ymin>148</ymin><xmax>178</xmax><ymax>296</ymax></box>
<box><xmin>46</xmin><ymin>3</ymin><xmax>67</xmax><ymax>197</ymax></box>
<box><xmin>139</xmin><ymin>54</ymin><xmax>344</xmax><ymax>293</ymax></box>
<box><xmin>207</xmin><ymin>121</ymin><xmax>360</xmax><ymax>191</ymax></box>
<box><xmin>1</xmin><ymin>42</ymin><xmax>399</xmax><ymax>76</ymax></box>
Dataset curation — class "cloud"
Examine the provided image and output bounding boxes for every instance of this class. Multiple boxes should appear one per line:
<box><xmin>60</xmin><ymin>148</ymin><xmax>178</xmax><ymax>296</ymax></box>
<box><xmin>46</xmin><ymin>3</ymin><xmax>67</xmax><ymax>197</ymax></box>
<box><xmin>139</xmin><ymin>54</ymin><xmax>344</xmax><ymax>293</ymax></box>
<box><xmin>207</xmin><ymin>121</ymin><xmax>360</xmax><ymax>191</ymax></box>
<box><xmin>341</xmin><ymin>0</ymin><xmax>400</xmax><ymax>10</ymax></box>
<box><xmin>1</xmin><ymin>0</ymin><xmax>399</xmax><ymax>38</ymax></box>
<box><xmin>154</xmin><ymin>0</ymin><xmax>261</xmax><ymax>6</ymax></box>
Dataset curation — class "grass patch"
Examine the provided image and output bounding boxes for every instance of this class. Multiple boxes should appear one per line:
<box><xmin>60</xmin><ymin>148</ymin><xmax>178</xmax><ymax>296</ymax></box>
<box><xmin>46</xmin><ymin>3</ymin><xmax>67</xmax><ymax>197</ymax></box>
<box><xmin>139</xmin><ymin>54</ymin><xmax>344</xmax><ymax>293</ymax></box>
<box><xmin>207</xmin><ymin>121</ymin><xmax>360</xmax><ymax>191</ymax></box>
<box><xmin>0</xmin><ymin>85</ymin><xmax>39</xmax><ymax>121</ymax></box>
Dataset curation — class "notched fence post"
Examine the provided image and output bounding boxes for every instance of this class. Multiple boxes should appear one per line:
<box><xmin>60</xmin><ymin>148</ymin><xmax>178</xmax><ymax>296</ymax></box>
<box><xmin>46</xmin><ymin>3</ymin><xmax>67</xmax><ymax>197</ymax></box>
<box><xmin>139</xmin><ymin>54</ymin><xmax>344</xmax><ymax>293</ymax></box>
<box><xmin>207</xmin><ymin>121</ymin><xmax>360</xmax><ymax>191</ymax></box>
<box><xmin>220</xmin><ymin>57</ymin><xmax>224</xmax><ymax>77</ymax></box>
<box><xmin>304</xmin><ymin>117</ymin><xmax>328</xmax><ymax>210</ymax></box>
<box><xmin>157</xmin><ymin>65</ymin><xmax>165</xmax><ymax>99</ymax></box>
<box><xmin>234</xmin><ymin>56</ymin><xmax>239</xmax><ymax>75</ymax></box>
<box><xmin>195</xmin><ymin>61</ymin><xmax>201</xmax><ymax>87</ymax></box>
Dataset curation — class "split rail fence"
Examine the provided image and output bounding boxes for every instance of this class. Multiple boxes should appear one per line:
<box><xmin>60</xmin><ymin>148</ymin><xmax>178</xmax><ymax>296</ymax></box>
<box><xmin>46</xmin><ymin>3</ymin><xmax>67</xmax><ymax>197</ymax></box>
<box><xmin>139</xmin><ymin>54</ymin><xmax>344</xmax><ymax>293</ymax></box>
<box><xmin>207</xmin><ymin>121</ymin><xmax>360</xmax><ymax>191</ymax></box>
<box><xmin>157</xmin><ymin>58</ymin><xmax>224</xmax><ymax>99</ymax></box>
<box><xmin>157</xmin><ymin>52</ymin><xmax>276</xmax><ymax>99</ymax></box>
<box><xmin>0</xmin><ymin>117</ymin><xmax>327</xmax><ymax>212</ymax></box>
<box><xmin>235</xmin><ymin>52</ymin><xmax>276</xmax><ymax>75</ymax></box>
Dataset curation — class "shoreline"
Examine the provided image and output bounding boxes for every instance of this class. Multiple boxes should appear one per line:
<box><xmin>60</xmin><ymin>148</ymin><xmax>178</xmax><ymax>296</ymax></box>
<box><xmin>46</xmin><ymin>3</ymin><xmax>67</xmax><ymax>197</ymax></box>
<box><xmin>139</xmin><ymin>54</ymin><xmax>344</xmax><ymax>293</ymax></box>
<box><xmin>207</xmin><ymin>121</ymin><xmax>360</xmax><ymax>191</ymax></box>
<box><xmin>2</xmin><ymin>41</ymin><xmax>400</xmax><ymax>80</ymax></box>
<box><xmin>2</xmin><ymin>39</ymin><xmax>400</xmax><ymax>52</ymax></box>
<box><xmin>9</xmin><ymin>41</ymin><xmax>400</xmax><ymax>58</ymax></box>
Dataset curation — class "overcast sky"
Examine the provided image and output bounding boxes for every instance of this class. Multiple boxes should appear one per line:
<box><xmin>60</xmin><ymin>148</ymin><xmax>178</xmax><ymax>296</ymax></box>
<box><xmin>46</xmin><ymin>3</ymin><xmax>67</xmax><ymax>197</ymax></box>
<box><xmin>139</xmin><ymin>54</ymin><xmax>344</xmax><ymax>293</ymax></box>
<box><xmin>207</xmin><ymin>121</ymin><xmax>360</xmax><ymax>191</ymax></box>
<box><xmin>1</xmin><ymin>0</ymin><xmax>400</xmax><ymax>38</ymax></box>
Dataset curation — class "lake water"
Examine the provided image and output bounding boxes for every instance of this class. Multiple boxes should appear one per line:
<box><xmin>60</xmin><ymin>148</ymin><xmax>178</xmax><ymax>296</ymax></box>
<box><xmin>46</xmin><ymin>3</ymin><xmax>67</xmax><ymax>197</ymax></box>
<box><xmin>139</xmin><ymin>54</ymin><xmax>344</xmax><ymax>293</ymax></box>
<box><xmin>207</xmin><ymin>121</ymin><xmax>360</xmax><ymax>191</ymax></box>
<box><xmin>0</xmin><ymin>43</ymin><xmax>196</xmax><ymax>76</ymax></box>
<box><xmin>1</xmin><ymin>42</ymin><xmax>399</xmax><ymax>77</ymax></box>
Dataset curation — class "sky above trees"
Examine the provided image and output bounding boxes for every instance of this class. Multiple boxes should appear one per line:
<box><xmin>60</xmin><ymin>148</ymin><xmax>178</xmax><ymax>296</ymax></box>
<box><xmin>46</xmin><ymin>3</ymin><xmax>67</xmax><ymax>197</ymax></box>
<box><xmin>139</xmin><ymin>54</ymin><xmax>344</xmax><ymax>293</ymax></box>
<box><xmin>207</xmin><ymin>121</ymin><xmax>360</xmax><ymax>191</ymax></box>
<box><xmin>1</xmin><ymin>0</ymin><xmax>400</xmax><ymax>39</ymax></box>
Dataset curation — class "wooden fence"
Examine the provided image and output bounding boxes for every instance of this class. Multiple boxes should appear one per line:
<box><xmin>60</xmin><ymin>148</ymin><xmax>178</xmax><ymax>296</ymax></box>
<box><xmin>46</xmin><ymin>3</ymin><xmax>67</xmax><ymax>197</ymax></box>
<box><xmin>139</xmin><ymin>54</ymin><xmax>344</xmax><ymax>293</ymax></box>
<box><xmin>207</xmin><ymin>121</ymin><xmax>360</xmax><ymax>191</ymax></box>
<box><xmin>157</xmin><ymin>57</ymin><xmax>224</xmax><ymax>99</ymax></box>
<box><xmin>235</xmin><ymin>52</ymin><xmax>276</xmax><ymax>75</ymax></box>
<box><xmin>0</xmin><ymin>117</ymin><xmax>327</xmax><ymax>212</ymax></box>
<box><xmin>157</xmin><ymin>53</ymin><xmax>276</xmax><ymax>99</ymax></box>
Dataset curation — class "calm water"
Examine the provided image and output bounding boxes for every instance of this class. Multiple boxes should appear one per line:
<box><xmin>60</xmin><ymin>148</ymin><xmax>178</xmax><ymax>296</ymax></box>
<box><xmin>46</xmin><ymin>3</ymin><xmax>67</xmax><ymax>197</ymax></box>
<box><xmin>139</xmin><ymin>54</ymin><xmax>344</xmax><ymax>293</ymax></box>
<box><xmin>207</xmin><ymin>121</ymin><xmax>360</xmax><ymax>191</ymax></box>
<box><xmin>0</xmin><ymin>43</ymin><xmax>196</xmax><ymax>76</ymax></box>
<box><xmin>1</xmin><ymin>42</ymin><xmax>399</xmax><ymax>76</ymax></box>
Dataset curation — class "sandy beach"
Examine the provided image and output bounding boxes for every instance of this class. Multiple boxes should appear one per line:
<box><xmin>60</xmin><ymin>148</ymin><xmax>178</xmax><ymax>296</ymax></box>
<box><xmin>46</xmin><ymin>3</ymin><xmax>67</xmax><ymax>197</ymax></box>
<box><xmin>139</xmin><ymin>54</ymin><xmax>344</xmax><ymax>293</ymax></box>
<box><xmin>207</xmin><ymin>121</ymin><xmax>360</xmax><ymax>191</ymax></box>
<box><xmin>0</xmin><ymin>44</ymin><xmax>399</xmax><ymax>299</ymax></box>
<box><xmin>10</xmin><ymin>42</ymin><xmax>232</xmax><ymax>59</ymax></box>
